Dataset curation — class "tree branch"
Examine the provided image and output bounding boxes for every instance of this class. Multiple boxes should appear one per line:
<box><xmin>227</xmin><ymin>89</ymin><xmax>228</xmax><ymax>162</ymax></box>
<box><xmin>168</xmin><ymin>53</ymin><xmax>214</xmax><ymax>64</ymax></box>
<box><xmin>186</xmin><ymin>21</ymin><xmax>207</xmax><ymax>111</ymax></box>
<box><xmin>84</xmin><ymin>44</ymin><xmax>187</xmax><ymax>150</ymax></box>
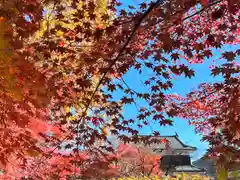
<box><xmin>75</xmin><ymin>0</ymin><xmax>164</xmax><ymax>136</ymax></box>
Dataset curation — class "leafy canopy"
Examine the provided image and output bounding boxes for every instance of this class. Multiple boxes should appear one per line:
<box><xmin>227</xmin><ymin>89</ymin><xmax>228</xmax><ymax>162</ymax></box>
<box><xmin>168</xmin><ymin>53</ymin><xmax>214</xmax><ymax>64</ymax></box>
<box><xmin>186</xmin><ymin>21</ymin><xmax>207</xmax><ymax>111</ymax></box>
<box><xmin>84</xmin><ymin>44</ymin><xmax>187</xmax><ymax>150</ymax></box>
<box><xmin>0</xmin><ymin>0</ymin><xmax>239</xmax><ymax>178</ymax></box>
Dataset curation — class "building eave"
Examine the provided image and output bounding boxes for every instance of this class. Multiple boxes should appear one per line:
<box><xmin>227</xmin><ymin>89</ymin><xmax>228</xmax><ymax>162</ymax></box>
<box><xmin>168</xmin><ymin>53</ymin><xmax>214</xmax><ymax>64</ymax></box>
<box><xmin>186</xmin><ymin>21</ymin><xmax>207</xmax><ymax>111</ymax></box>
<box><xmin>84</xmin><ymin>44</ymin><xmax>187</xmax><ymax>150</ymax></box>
<box><xmin>173</xmin><ymin>165</ymin><xmax>206</xmax><ymax>173</ymax></box>
<box><xmin>173</xmin><ymin>170</ymin><xmax>205</xmax><ymax>172</ymax></box>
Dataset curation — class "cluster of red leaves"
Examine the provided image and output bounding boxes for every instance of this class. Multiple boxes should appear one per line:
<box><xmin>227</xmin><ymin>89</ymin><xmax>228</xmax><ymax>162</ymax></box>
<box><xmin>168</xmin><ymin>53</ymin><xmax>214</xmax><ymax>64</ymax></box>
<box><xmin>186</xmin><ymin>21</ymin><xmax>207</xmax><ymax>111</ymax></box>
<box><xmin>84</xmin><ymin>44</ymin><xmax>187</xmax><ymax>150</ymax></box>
<box><xmin>0</xmin><ymin>0</ymin><xmax>60</xmax><ymax>173</ymax></box>
<box><xmin>167</xmin><ymin>76</ymin><xmax>240</xmax><ymax>168</ymax></box>
<box><xmin>115</xmin><ymin>143</ymin><xmax>162</xmax><ymax>177</ymax></box>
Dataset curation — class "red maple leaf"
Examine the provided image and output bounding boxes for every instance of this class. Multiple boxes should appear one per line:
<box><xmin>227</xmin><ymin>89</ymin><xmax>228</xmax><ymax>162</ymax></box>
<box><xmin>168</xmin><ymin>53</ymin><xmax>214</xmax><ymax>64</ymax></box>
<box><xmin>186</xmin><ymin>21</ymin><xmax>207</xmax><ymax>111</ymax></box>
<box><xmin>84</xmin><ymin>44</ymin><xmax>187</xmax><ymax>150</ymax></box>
<box><xmin>59</xmin><ymin>41</ymin><xmax>65</xmax><ymax>47</ymax></box>
<box><xmin>201</xmin><ymin>0</ymin><xmax>208</xmax><ymax>7</ymax></box>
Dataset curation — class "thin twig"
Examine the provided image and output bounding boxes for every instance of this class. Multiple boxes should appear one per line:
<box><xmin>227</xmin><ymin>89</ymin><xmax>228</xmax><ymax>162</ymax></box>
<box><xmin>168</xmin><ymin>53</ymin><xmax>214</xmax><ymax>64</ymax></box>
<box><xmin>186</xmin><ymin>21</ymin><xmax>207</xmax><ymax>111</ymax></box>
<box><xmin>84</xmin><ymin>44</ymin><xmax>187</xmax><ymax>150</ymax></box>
<box><xmin>77</xmin><ymin>0</ymin><xmax>164</xmax><ymax>126</ymax></box>
<box><xmin>182</xmin><ymin>0</ymin><xmax>223</xmax><ymax>21</ymax></box>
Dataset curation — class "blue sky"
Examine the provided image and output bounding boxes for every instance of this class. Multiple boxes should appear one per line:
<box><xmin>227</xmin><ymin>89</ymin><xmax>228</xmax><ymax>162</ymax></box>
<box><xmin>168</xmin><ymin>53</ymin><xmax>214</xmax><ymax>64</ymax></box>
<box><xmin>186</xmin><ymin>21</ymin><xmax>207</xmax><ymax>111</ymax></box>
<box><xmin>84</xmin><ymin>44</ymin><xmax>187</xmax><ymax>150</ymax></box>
<box><xmin>114</xmin><ymin>0</ymin><xmax>240</xmax><ymax>160</ymax></box>
<box><xmin>119</xmin><ymin>59</ymin><xmax>213</xmax><ymax>160</ymax></box>
<box><xmin>115</xmin><ymin>45</ymin><xmax>239</xmax><ymax>161</ymax></box>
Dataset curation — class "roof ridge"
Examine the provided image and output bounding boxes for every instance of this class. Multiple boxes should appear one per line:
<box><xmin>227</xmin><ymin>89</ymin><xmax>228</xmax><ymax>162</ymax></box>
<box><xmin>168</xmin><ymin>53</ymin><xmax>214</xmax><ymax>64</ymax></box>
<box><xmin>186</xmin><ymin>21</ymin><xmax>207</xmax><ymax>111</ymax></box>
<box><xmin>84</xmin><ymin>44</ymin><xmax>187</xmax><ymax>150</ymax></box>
<box><xmin>119</xmin><ymin>135</ymin><xmax>197</xmax><ymax>150</ymax></box>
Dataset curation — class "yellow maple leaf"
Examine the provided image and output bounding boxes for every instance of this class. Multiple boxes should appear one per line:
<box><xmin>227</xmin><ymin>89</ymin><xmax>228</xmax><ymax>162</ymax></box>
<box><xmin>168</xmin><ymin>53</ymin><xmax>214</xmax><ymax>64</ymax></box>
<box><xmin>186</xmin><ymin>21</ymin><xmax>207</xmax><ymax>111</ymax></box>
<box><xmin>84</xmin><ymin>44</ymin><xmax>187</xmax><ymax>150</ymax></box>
<box><xmin>64</xmin><ymin>105</ymin><xmax>70</xmax><ymax>113</ymax></box>
<box><xmin>67</xmin><ymin>116</ymin><xmax>76</xmax><ymax>121</ymax></box>
<box><xmin>56</xmin><ymin>30</ymin><xmax>64</xmax><ymax>37</ymax></box>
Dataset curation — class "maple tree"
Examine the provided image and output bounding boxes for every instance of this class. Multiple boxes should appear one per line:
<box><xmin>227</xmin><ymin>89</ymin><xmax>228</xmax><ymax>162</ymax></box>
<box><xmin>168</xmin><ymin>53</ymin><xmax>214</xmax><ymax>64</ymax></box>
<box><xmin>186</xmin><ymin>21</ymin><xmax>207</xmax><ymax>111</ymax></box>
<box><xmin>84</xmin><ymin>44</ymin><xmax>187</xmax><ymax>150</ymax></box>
<box><xmin>167</xmin><ymin>78</ymin><xmax>240</xmax><ymax>168</ymax></box>
<box><xmin>0</xmin><ymin>0</ymin><xmax>57</xmax><ymax>174</ymax></box>
<box><xmin>0</xmin><ymin>0</ymin><xmax>239</xmax><ymax>178</ymax></box>
<box><xmin>0</xmin><ymin>0</ymin><xmax>112</xmax><ymax>177</ymax></box>
<box><xmin>115</xmin><ymin>144</ymin><xmax>162</xmax><ymax>177</ymax></box>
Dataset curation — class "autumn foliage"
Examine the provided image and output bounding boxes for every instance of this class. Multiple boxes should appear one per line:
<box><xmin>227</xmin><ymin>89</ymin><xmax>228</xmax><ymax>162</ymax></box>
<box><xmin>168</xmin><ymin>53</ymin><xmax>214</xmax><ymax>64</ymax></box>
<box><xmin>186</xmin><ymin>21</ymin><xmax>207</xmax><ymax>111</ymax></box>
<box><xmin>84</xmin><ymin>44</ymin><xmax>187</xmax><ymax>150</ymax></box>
<box><xmin>112</xmin><ymin>174</ymin><xmax>211</xmax><ymax>180</ymax></box>
<box><xmin>0</xmin><ymin>0</ymin><xmax>239</xmax><ymax>178</ymax></box>
<box><xmin>115</xmin><ymin>144</ymin><xmax>162</xmax><ymax>177</ymax></box>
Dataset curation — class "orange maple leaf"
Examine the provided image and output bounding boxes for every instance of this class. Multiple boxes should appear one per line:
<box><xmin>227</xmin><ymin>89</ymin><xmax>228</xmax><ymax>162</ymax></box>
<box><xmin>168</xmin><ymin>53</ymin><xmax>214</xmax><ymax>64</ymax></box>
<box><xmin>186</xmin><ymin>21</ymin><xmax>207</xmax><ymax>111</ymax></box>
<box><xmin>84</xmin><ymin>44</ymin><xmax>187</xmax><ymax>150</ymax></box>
<box><xmin>9</xmin><ymin>67</ymin><xmax>14</xmax><ymax>74</ymax></box>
